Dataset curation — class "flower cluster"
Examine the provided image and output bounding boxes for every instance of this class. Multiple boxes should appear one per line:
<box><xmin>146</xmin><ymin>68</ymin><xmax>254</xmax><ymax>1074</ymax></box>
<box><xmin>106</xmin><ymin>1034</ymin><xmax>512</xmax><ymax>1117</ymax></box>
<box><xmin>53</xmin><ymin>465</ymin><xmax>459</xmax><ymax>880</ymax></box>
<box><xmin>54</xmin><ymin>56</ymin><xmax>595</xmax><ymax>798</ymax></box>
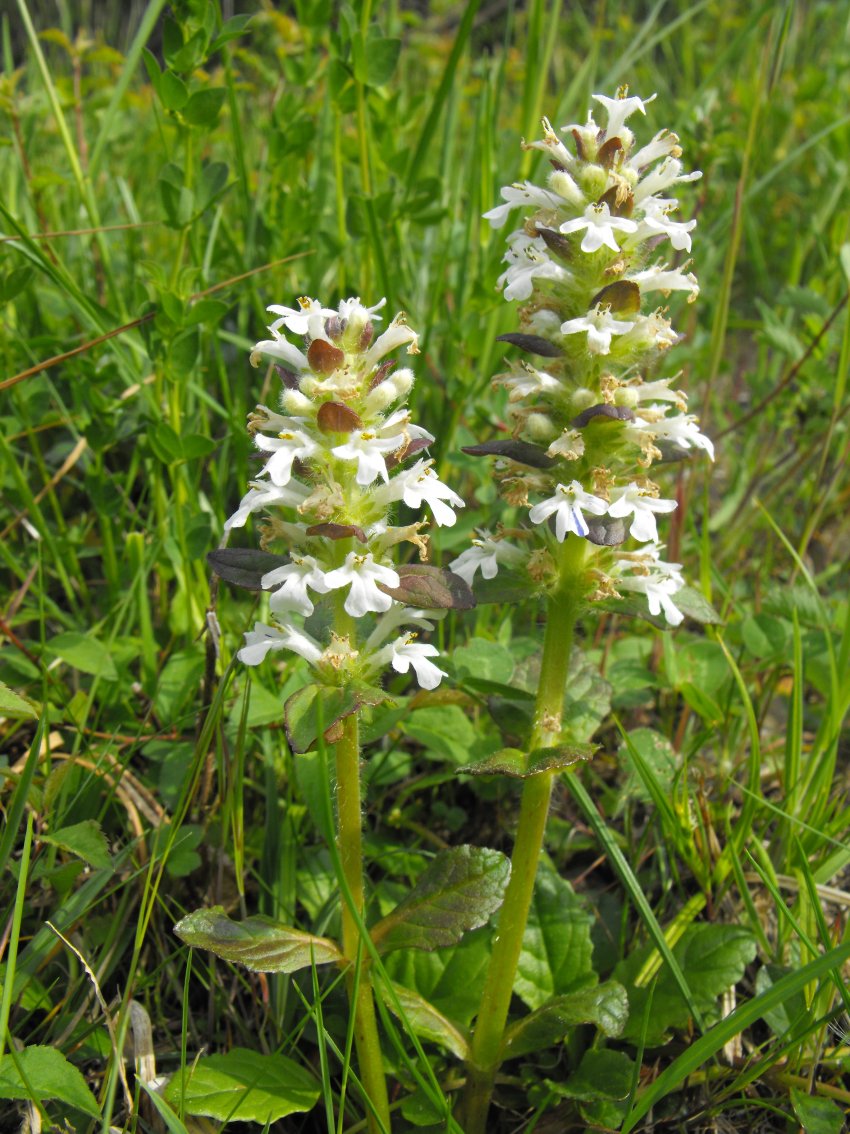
<box><xmin>456</xmin><ymin>88</ymin><xmax>712</xmax><ymax>625</ymax></box>
<box><xmin>229</xmin><ymin>297</ymin><xmax>464</xmax><ymax>689</ymax></box>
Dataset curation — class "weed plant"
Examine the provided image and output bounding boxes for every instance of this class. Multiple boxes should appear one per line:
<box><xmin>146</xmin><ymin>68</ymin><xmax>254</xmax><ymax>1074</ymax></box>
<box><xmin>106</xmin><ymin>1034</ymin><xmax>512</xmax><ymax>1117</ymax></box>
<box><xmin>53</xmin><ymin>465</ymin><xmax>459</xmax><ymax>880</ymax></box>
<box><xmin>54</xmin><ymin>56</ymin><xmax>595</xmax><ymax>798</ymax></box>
<box><xmin>2</xmin><ymin>2</ymin><xmax>850</xmax><ymax>1133</ymax></box>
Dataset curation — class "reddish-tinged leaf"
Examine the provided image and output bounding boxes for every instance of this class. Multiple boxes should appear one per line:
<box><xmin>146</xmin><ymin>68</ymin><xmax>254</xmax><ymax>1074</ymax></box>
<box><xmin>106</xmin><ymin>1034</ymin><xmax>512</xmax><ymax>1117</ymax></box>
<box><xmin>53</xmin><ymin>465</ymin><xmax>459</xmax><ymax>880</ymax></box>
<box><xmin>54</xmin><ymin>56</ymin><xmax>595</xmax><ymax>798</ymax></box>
<box><xmin>536</xmin><ymin>226</ymin><xmax>573</xmax><ymax>261</ymax></box>
<box><xmin>174</xmin><ymin>906</ymin><xmax>343</xmax><ymax>972</ymax></box>
<box><xmin>597</xmin><ymin>137</ymin><xmax>624</xmax><ymax>169</ymax></box>
<box><xmin>590</xmin><ymin>280</ymin><xmax>641</xmax><ymax>314</ymax></box>
<box><xmin>284</xmin><ymin>682</ymin><xmax>393</xmax><ymax>753</ymax></box>
<box><xmin>571</xmin><ymin>403</ymin><xmax>635</xmax><ymax>428</ymax></box>
<box><xmin>597</xmin><ymin>184</ymin><xmax>635</xmax><ymax>217</ymax></box>
<box><xmin>460</xmin><ymin>743</ymin><xmax>596</xmax><ymax>778</ymax></box>
<box><xmin>378</xmin><ymin>565</ymin><xmax>475</xmax><ymax>610</ymax></box>
<box><xmin>307</xmin><ymin>339</ymin><xmax>345</xmax><ymax>374</ymax></box>
<box><xmin>207</xmin><ymin>548</ymin><xmax>289</xmax><ymax>590</ymax></box>
<box><xmin>462</xmin><ymin>439</ymin><xmax>555</xmax><ymax>469</ymax></box>
<box><xmin>496</xmin><ymin>333</ymin><xmax>563</xmax><ymax>358</ymax></box>
<box><xmin>305</xmin><ymin>522</ymin><xmax>367</xmax><ymax>542</ymax></box>
<box><xmin>316</xmin><ymin>400</ymin><xmax>363</xmax><ymax>433</ymax></box>
<box><xmin>369</xmin><ymin>359</ymin><xmax>396</xmax><ymax>390</ymax></box>
<box><xmin>385</xmin><ymin>437</ymin><xmax>432</xmax><ymax>468</ymax></box>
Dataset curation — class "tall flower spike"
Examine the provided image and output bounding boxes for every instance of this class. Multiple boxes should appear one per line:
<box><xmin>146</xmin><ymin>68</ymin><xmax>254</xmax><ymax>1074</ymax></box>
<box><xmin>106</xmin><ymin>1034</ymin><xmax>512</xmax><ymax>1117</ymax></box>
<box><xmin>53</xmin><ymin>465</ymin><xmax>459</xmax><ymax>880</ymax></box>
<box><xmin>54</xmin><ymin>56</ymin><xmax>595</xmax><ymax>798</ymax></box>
<box><xmin>455</xmin><ymin>88</ymin><xmax>711</xmax><ymax>626</ymax></box>
<box><xmin>220</xmin><ymin>297</ymin><xmax>468</xmax><ymax>689</ymax></box>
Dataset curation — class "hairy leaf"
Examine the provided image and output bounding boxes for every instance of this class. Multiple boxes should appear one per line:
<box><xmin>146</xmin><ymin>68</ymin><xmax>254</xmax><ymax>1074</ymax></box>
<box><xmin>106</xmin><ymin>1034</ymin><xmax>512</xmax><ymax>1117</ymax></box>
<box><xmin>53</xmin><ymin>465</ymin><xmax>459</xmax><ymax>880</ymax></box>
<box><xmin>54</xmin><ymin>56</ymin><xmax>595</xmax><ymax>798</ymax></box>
<box><xmin>284</xmin><ymin>683</ymin><xmax>393</xmax><ymax>753</ymax></box>
<box><xmin>378</xmin><ymin>564</ymin><xmax>475</xmax><ymax>610</ymax></box>
<box><xmin>371</xmin><ymin>846</ymin><xmax>510</xmax><ymax>953</ymax></box>
<box><xmin>460</xmin><ymin>743</ymin><xmax>596</xmax><ymax>778</ymax></box>
<box><xmin>472</xmin><ymin>568</ymin><xmax>535</xmax><ymax>605</ymax></box>
<box><xmin>174</xmin><ymin>906</ymin><xmax>342</xmax><ymax>972</ymax></box>
<box><xmin>0</xmin><ymin>680</ymin><xmax>38</xmax><ymax>719</ymax></box>
<box><xmin>42</xmin><ymin>820</ymin><xmax>112</xmax><ymax>871</ymax></box>
<box><xmin>502</xmin><ymin>982</ymin><xmax>629</xmax><ymax>1057</ymax></box>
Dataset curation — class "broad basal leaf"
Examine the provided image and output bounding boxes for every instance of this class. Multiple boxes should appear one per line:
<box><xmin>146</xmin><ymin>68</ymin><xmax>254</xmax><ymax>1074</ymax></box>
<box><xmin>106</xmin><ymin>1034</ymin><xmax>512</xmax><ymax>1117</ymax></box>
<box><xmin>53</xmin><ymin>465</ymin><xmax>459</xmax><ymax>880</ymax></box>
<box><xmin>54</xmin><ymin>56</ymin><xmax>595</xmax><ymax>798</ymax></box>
<box><xmin>174</xmin><ymin>907</ymin><xmax>342</xmax><ymax>973</ymax></box>
<box><xmin>790</xmin><ymin>1086</ymin><xmax>846</xmax><ymax>1134</ymax></box>
<box><xmin>164</xmin><ymin>1047</ymin><xmax>319</xmax><ymax>1122</ymax></box>
<box><xmin>560</xmin><ymin>1048</ymin><xmax>635</xmax><ymax>1102</ymax></box>
<box><xmin>207</xmin><ymin>548</ymin><xmax>289</xmax><ymax>591</ymax></box>
<box><xmin>284</xmin><ymin>682</ymin><xmax>392</xmax><ymax>753</ymax></box>
<box><xmin>383</xmin><ymin>981</ymin><xmax>469</xmax><ymax>1060</ymax></box>
<box><xmin>382</xmin><ymin>927</ymin><xmax>493</xmax><ymax>1029</ymax></box>
<box><xmin>371</xmin><ymin>846</ymin><xmax>510</xmax><ymax>953</ymax></box>
<box><xmin>0</xmin><ymin>1046</ymin><xmax>100</xmax><ymax>1116</ymax></box>
<box><xmin>501</xmin><ymin>982</ymin><xmax>629</xmax><ymax>1058</ymax></box>
<box><xmin>516</xmin><ymin>863</ymin><xmax>595</xmax><ymax>1011</ymax></box>
<box><xmin>378</xmin><ymin>565</ymin><xmax>475</xmax><ymax>610</ymax></box>
<box><xmin>47</xmin><ymin>631</ymin><xmax>118</xmax><ymax>680</ymax></box>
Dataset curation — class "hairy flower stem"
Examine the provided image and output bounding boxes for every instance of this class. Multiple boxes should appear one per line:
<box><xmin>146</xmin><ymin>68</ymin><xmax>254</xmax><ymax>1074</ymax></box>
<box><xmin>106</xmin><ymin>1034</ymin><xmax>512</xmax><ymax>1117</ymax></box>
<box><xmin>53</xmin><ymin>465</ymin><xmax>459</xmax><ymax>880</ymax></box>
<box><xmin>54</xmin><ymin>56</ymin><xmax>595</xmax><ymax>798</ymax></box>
<box><xmin>335</xmin><ymin>710</ymin><xmax>391</xmax><ymax>1134</ymax></box>
<box><xmin>461</xmin><ymin>536</ymin><xmax>586</xmax><ymax>1134</ymax></box>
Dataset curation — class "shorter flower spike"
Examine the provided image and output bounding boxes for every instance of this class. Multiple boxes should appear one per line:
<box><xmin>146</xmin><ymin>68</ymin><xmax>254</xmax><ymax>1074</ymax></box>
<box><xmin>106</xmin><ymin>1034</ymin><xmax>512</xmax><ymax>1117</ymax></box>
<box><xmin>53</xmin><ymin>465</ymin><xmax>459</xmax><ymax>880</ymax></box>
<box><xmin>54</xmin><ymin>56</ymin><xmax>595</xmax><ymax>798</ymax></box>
<box><xmin>223</xmin><ymin>297</ymin><xmax>462</xmax><ymax>690</ymax></box>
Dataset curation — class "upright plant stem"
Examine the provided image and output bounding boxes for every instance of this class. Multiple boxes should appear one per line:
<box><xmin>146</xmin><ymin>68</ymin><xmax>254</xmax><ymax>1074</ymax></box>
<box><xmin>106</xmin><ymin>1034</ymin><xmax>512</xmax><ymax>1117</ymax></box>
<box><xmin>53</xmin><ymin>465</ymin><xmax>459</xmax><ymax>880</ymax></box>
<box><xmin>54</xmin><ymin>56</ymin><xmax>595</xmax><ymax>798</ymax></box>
<box><xmin>335</xmin><ymin>711</ymin><xmax>391</xmax><ymax>1134</ymax></box>
<box><xmin>461</xmin><ymin>536</ymin><xmax>586</xmax><ymax>1134</ymax></box>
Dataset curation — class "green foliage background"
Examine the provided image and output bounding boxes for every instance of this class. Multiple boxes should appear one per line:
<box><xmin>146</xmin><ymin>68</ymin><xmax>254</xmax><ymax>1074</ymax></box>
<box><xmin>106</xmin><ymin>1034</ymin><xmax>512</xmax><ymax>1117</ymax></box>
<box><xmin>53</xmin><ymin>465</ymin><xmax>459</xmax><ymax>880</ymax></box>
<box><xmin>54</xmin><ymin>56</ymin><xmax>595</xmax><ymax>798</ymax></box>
<box><xmin>2</xmin><ymin>0</ymin><xmax>850</xmax><ymax>1130</ymax></box>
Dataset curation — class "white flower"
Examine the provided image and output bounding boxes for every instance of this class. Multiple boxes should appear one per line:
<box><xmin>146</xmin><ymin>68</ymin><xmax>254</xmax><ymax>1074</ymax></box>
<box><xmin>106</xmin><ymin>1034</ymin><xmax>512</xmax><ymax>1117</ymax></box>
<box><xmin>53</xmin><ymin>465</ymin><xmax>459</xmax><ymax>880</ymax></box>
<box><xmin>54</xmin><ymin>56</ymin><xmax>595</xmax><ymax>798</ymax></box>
<box><xmin>224</xmin><ymin>479</ymin><xmax>310</xmax><ymax>530</ymax></box>
<box><xmin>450</xmin><ymin>534</ymin><xmax>523</xmax><ymax>585</ymax></box>
<box><xmin>374</xmin><ymin>459</ymin><xmax>464</xmax><ymax>526</ymax></box>
<box><xmin>255</xmin><ymin>427</ymin><xmax>320</xmax><ymax>486</ymax></box>
<box><xmin>323</xmin><ymin>552</ymin><xmax>400</xmax><ymax>617</ymax></box>
<box><xmin>497</xmin><ymin>363</ymin><xmax>564</xmax><ymax>403</ymax></box>
<box><xmin>629</xmin><ymin>264</ymin><xmax>699</xmax><ymax>301</ymax></box>
<box><xmin>331</xmin><ymin>428</ymin><xmax>406</xmax><ymax>485</ymax></box>
<box><xmin>637</xmin><ymin>198</ymin><xmax>697</xmax><ymax>252</ymax></box>
<box><xmin>496</xmin><ymin>233</ymin><xmax>571</xmax><ymax>302</ymax></box>
<box><xmin>364</xmin><ymin>312</ymin><xmax>419</xmax><ymax>366</ymax></box>
<box><xmin>561</xmin><ymin>306</ymin><xmax>634</xmax><ymax>355</ymax></box>
<box><xmin>638</xmin><ymin>412</ymin><xmax>714</xmax><ymax>460</ymax></box>
<box><xmin>628</xmin><ymin>129</ymin><xmax>681</xmax><ymax>172</ymax></box>
<box><xmin>523</xmin><ymin>116</ymin><xmax>576</xmax><ymax>168</ymax></box>
<box><xmin>528</xmin><ymin>481</ymin><xmax>609</xmax><ymax>541</ymax></box>
<box><xmin>238</xmin><ymin>619</ymin><xmax>323</xmax><ymax>666</ymax></box>
<box><xmin>607</xmin><ymin>483</ymin><xmax>677</xmax><ymax>542</ymax></box>
<box><xmin>593</xmin><ymin>91</ymin><xmax>656</xmax><ymax>140</ymax></box>
<box><xmin>627</xmin><ymin>378</ymin><xmax>688</xmax><ymax>411</ymax></box>
<box><xmin>365</xmin><ymin>605</ymin><xmax>439</xmax><ymax>650</ymax></box>
<box><xmin>261</xmin><ymin>554</ymin><xmax>331</xmax><ymax>616</ymax></box>
<box><xmin>559</xmin><ymin>203</ymin><xmax>637</xmax><ymax>253</ymax></box>
<box><xmin>386</xmin><ymin>636</ymin><xmax>446</xmax><ymax>690</ymax></box>
<box><xmin>267</xmin><ymin>297</ymin><xmax>336</xmax><ymax>336</ymax></box>
<box><xmin>614</xmin><ymin>544</ymin><xmax>686</xmax><ymax>625</ymax></box>
<box><xmin>483</xmin><ymin>181</ymin><xmax>565</xmax><ymax>229</ymax></box>
<box><xmin>338</xmin><ymin>296</ymin><xmax>386</xmax><ymax>323</ymax></box>
<box><xmin>634</xmin><ymin>158</ymin><xmax>701</xmax><ymax>203</ymax></box>
<box><xmin>249</xmin><ymin>329</ymin><xmax>309</xmax><ymax>371</ymax></box>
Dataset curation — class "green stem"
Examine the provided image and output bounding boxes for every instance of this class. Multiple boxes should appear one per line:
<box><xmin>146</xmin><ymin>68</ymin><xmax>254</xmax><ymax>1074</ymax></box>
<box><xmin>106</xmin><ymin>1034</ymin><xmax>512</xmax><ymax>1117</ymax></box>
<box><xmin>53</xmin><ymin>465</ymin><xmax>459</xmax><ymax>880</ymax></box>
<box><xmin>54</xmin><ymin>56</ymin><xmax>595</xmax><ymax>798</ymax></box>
<box><xmin>461</xmin><ymin>536</ymin><xmax>586</xmax><ymax>1134</ymax></box>
<box><xmin>335</xmin><ymin>708</ymin><xmax>391</xmax><ymax>1134</ymax></box>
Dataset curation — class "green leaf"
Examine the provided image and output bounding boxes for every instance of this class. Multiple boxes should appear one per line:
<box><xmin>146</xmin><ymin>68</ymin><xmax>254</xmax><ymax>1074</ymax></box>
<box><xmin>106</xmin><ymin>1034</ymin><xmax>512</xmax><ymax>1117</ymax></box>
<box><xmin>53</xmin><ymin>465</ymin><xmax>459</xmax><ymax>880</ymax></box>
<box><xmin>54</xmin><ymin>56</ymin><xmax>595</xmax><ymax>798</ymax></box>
<box><xmin>502</xmin><ymin>982</ymin><xmax>629</xmax><ymax>1058</ymax></box>
<box><xmin>371</xmin><ymin>846</ymin><xmax>510</xmax><ymax>953</ymax></box>
<box><xmin>210</xmin><ymin>13</ymin><xmax>253</xmax><ymax>53</ymax></box>
<box><xmin>0</xmin><ymin>680</ymin><xmax>38</xmax><ymax>719</ymax></box>
<box><xmin>182</xmin><ymin>88</ymin><xmax>226</xmax><ymax>128</ymax></box>
<box><xmin>620</xmin><ymin>727</ymin><xmax>678</xmax><ymax>803</ymax></box>
<box><xmin>186</xmin><ymin>298</ymin><xmax>229</xmax><ymax>326</ymax></box>
<box><xmin>207</xmin><ymin>547</ymin><xmax>289</xmax><ymax>591</ymax></box>
<box><xmin>404</xmin><ymin>705</ymin><xmax>478</xmax><ymax>766</ymax></box>
<box><xmin>616</xmin><ymin>924</ymin><xmax>757</xmax><ymax>1044</ymax></box>
<box><xmin>195</xmin><ymin>160</ymin><xmax>230</xmax><ymax>213</ymax></box>
<box><xmin>379</xmin><ymin>564</ymin><xmax>475</xmax><ymax>610</ymax></box>
<box><xmin>0</xmin><ymin>1045</ymin><xmax>100</xmax><ymax>1116</ymax></box>
<box><xmin>164</xmin><ymin>1047</ymin><xmax>319</xmax><ymax>1122</ymax></box>
<box><xmin>41</xmin><ymin>820</ymin><xmax>112</xmax><ymax>871</ymax></box>
<box><xmin>741</xmin><ymin>613</ymin><xmax>790</xmax><ymax>660</ymax></box>
<box><xmin>181</xmin><ymin>433</ymin><xmax>216</xmax><ymax>460</ymax></box>
<box><xmin>516</xmin><ymin>863</ymin><xmax>595</xmax><ymax>1011</ymax></box>
<box><xmin>790</xmin><ymin>1086</ymin><xmax>846</xmax><ymax>1134</ymax></box>
<box><xmin>168</xmin><ymin>328</ymin><xmax>200</xmax><ymax>373</ymax></box>
<box><xmin>452</xmin><ymin>637</ymin><xmax>515</xmax><ymax>684</ymax></box>
<box><xmin>383</xmin><ymin>927</ymin><xmax>493</xmax><ymax>1029</ymax></box>
<box><xmin>138</xmin><ymin>1082</ymin><xmax>191</xmax><ymax>1134</ymax></box>
<box><xmin>158</xmin><ymin>162</ymin><xmax>194</xmax><ymax>229</ymax></box>
<box><xmin>472</xmin><ymin>567</ymin><xmax>535</xmax><ymax>604</ymax></box>
<box><xmin>363</xmin><ymin>36</ymin><xmax>401</xmax><ymax>86</ymax></box>
<box><xmin>460</xmin><ymin>743</ymin><xmax>596</xmax><ymax>778</ymax></box>
<box><xmin>47</xmin><ymin>631</ymin><xmax>118</xmax><ymax>680</ymax></box>
<box><xmin>561</xmin><ymin>1048</ymin><xmax>635</xmax><ymax>1101</ymax></box>
<box><xmin>174</xmin><ymin>906</ymin><xmax>342</xmax><ymax>973</ymax></box>
<box><xmin>671</xmin><ymin>585</ymin><xmax>723</xmax><ymax>624</ymax></box>
<box><xmin>149</xmin><ymin>421</ymin><xmax>184</xmax><ymax>463</ymax></box>
<box><xmin>382</xmin><ymin>981</ymin><xmax>469</xmax><ymax>1060</ymax></box>
<box><xmin>159</xmin><ymin>70</ymin><xmax>189</xmax><ymax>111</ymax></box>
<box><xmin>0</xmin><ymin>264</ymin><xmax>35</xmax><ymax>302</ymax></box>
<box><xmin>284</xmin><ymin>682</ymin><xmax>393</xmax><ymax>754</ymax></box>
